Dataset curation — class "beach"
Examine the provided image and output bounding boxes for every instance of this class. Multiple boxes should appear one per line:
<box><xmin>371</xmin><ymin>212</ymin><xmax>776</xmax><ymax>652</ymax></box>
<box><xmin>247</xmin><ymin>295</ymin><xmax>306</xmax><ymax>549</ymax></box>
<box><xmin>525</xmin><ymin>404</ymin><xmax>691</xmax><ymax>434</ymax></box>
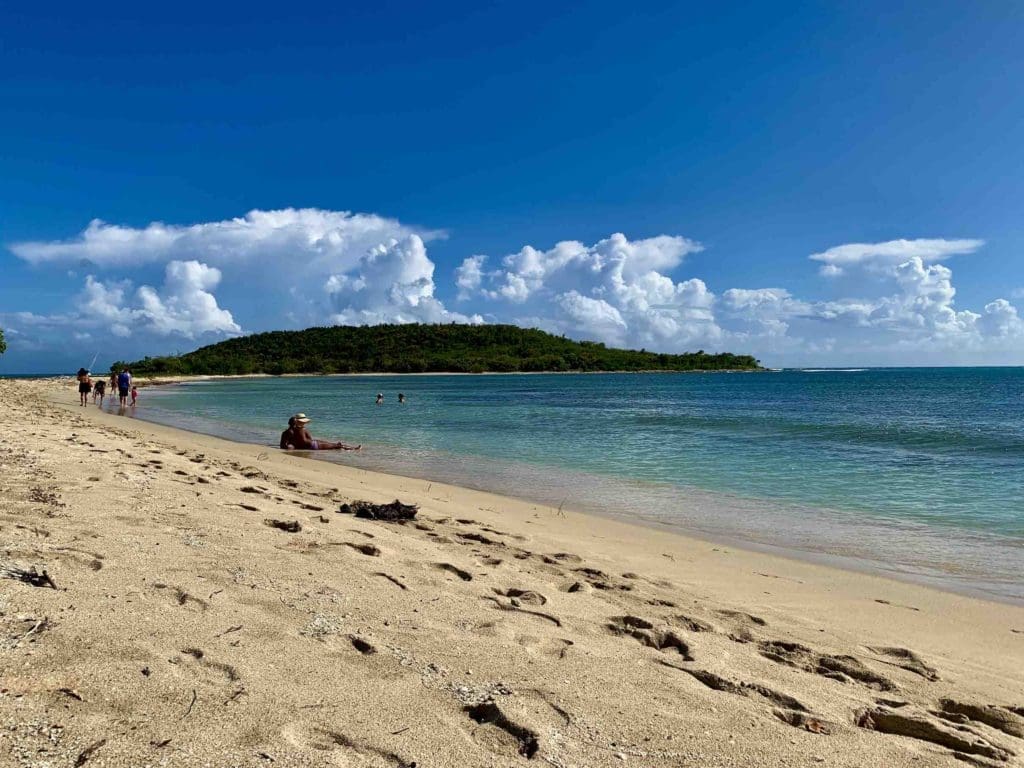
<box><xmin>1</xmin><ymin>378</ymin><xmax>1022</xmax><ymax>767</ymax></box>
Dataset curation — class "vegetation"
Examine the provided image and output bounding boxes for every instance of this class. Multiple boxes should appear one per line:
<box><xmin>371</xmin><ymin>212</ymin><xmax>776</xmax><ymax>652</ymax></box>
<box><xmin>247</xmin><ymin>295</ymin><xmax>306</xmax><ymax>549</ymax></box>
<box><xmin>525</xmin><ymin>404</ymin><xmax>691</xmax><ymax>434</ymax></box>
<box><xmin>118</xmin><ymin>324</ymin><xmax>761</xmax><ymax>376</ymax></box>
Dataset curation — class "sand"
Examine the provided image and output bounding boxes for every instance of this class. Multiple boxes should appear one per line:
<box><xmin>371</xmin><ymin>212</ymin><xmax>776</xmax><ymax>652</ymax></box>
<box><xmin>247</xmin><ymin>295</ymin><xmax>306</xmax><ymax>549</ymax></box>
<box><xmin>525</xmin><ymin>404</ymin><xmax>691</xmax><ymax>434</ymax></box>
<box><xmin>1</xmin><ymin>378</ymin><xmax>1022</xmax><ymax>768</ymax></box>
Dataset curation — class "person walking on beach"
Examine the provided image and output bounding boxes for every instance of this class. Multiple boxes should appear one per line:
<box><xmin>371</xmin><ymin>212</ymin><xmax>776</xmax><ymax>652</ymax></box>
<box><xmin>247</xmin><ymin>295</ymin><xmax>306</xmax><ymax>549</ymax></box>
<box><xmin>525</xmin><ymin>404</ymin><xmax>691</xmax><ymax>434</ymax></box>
<box><xmin>375</xmin><ymin>392</ymin><xmax>384</xmax><ymax>406</ymax></box>
<box><xmin>130</xmin><ymin>385</ymin><xmax>139</xmax><ymax>407</ymax></box>
<box><xmin>109</xmin><ymin>371</ymin><xmax>117</xmax><ymax>395</ymax></box>
<box><xmin>279</xmin><ymin>413</ymin><xmax>360</xmax><ymax>451</ymax></box>
<box><xmin>76</xmin><ymin>369</ymin><xmax>92</xmax><ymax>406</ymax></box>
<box><xmin>93</xmin><ymin>377</ymin><xmax>106</xmax><ymax>405</ymax></box>
<box><xmin>117</xmin><ymin>368</ymin><xmax>132</xmax><ymax>407</ymax></box>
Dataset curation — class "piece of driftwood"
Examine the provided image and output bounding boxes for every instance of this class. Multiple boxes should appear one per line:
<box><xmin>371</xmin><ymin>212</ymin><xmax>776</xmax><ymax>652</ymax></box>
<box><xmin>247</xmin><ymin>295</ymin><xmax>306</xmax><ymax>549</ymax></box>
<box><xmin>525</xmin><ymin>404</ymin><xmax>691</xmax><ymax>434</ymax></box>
<box><xmin>338</xmin><ymin>500</ymin><xmax>418</xmax><ymax>522</ymax></box>
<box><xmin>2</xmin><ymin>565</ymin><xmax>57</xmax><ymax>589</ymax></box>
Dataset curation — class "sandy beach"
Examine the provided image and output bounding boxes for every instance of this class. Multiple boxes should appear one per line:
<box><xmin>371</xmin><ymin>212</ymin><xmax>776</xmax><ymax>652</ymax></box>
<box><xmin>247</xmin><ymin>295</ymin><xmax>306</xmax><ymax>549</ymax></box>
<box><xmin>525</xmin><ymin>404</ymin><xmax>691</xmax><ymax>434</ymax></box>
<box><xmin>1</xmin><ymin>378</ymin><xmax>1022</xmax><ymax>767</ymax></box>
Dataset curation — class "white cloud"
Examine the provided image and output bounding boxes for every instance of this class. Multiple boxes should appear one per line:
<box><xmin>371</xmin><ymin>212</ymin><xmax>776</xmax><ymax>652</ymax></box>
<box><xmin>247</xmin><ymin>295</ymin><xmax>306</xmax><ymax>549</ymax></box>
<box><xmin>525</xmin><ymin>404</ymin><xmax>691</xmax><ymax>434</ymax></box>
<box><xmin>9</xmin><ymin>208</ymin><xmax>446</xmax><ymax>332</ymax></box>
<box><xmin>326</xmin><ymin>235</ymin><xmax>482</xmax><ymax>326</ymax></box>
<box><xmin>722</xmin><ymin>288</ymin><xmax>811</xmax><ymax>337</ymax></box>
<box><xmin>8</xmin><ymin>261</ymin><xmax>238</xmax><ymax>343</ymax></box>
<box><xmin>809</xmin><ymin>238</ymin><xmax>983</xmax><ymax>277</ymax></box>
<box><xmin>979</xmin><ymin>299</ymin><xmax>1024</xmax><ymax>339</ymax></box>
<box><xmin>10</xmin><ymin>208</ymin><xmax>443</xmax><ymax>270</ymax></box>
<box><xmin>460</xmin><ymin>232</ymin><xmax>717</xmax><ymax>349</ymax></box>
<box><xmin>557</xmin><ymin>292</ymin><xmax>628</xmax><ymax>343</ymax></box>
<box><xmin>455</xmin><ymin>254</ymin><xmax>486</xmax><ymax>300</ymax></box>
<box><xmin>136</xmin><ymin>261</ymin><xmax>240</xmax><ymax>338</ymax></box>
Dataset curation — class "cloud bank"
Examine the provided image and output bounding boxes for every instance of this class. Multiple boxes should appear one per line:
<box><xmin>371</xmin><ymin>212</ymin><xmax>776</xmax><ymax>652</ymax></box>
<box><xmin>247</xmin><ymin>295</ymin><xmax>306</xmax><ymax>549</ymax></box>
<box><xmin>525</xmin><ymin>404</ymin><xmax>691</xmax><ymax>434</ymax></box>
<box><xmin>4</xmin><ymin>209</ymin><xmax>1021</xmax><ymax>367</ymax></box>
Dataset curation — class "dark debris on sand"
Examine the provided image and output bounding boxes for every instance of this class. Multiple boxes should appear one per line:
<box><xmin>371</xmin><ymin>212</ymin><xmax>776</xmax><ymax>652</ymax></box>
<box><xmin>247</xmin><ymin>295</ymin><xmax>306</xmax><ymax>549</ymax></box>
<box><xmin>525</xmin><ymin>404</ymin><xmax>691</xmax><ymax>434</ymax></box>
<box><xmin>338</xmin><ymin>500</ymin><xmax>418</xmax><ymax>522</ymax></box>
<box><xmin>2</xmin><ymin>565</ymin><xmax>58</xmax><ymax>589</ymax></box>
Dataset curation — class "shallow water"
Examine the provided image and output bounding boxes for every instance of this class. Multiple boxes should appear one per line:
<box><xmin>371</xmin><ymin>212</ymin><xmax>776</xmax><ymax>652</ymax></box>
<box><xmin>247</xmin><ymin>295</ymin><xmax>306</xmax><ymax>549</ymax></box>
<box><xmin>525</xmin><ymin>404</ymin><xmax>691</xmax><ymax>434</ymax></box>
<box><xmin>117</xmin><ymin>369</ymin><xmax>1023</xmax><ymax>601</ymax></box>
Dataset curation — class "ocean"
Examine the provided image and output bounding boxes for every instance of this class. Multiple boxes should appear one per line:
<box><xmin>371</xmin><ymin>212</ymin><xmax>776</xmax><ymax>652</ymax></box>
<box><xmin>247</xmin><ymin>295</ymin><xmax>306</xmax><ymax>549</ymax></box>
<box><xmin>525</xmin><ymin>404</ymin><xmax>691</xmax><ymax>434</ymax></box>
<box><xmin>118</xmin><ymin>368</ymin><xmax>1024</xmax><ymax>602</ymax></box>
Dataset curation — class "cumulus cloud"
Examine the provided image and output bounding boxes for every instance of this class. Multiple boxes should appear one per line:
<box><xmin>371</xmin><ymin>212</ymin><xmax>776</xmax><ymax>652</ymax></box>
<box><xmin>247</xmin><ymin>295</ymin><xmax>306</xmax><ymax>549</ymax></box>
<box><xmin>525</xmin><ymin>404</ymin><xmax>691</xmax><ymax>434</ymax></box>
<box><xmin>455</xmin><ymin>255</ymin><xmax>486</xmax><ymax>300</ymax></box>
<box><xmin>79</xmin><ymin>260</ymin><xmax>241</xmax><ymax>339</ymax></box>
<box><xmin>326</xmin><ymin>235</ymin><xmax>482</xmax><ymax>326</ymax></box>
<box><xmin>9</xmin><ymin>208</ymin><xmax>448</xmax><ymax>331</ymax></box>
<box><xmin>137</xmin><ymin>261</ymin><xmax>240</xmax><ymax>337</ymax></box>
<box><xmin>722</xmin><ymin>288</ymin><xmax>811</xmax><ymax>337</ymax></box>
<box><xmin>458</xmin><ymin>232</ymin><xmax>717</xmax><ymax>349</ymax></box>
<box><xmin>809</xmin><ymin>238</ymin><xmax>983</xmax><ymax>277</ymax></box>
<box><xmin>10</xmin><ymin>208</ymin><xmax>443</xmax><ymax>270</ymax></box>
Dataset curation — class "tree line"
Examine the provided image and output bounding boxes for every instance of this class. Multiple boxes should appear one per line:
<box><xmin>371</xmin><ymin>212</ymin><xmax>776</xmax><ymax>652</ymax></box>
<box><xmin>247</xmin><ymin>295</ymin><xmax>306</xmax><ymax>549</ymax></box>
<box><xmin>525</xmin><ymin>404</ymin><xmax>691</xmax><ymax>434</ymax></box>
<box><xmin>117</xmin><ymin>324</ymin><xmax>761</xmax><ymax>376</ymax></box>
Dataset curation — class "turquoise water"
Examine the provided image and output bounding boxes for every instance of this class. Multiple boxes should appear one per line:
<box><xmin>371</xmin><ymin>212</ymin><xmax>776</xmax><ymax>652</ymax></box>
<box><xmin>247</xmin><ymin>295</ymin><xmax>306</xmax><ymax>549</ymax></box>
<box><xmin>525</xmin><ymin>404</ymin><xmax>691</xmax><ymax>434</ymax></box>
<box><xmin>123</xmin><ymin>369</ymin><xmax>1024</xmax><ymax>601</ymax></box>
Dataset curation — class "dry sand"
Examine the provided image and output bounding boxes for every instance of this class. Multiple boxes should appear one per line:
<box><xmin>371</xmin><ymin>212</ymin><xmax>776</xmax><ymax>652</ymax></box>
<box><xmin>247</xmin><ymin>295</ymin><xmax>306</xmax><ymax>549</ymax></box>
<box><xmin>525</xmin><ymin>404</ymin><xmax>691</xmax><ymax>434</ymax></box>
<box><xmin>1</xmin><ymin>378</ymin><xmax>1022</xmax><ymax>767</ymax></box>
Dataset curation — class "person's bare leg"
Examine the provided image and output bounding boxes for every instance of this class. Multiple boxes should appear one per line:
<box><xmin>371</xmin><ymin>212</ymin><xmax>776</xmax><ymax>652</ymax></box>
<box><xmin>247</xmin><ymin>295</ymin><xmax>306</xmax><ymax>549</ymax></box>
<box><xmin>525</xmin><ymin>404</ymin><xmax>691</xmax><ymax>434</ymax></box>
<box><xmin>314</xmin><ymin>440</ymin><xmax>361</xmax><ymax>451</ymax></box>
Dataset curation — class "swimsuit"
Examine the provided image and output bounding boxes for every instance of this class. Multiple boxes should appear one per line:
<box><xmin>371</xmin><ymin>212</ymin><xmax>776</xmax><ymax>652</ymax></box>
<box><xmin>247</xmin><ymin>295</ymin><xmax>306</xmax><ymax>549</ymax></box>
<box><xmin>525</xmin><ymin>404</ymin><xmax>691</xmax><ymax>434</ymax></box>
<box><xmin>79</xmin><ymin>381</ymin><xmax>91</xmax><ymax>393</ymax></box>
<box><xmin>310</xmin><ymin>440</ymin><xmax>319</xmax><ymax>450</ymax></box>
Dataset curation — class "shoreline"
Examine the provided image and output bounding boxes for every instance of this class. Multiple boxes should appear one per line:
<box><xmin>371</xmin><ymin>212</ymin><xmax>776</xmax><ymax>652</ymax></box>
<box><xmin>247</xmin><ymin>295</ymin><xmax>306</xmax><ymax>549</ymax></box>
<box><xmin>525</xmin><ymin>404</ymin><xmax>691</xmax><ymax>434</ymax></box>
<box><xmin>4</xmin><ymin>378</ymin><xmax>1023</xmax><ymax>766</ymax></box>
<box><xmin>129</xmin><ymin>378</ymin><xmax>1023</xmax><ymax>607</ymax></box>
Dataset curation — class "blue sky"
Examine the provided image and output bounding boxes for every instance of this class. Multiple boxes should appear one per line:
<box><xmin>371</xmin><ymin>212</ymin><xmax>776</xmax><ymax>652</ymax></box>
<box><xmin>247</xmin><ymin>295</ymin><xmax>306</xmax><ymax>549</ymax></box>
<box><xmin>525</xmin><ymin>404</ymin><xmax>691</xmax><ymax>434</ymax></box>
<box><xmin>2</xmin><ymin>1</ymin><xmax>1023</xmax><ymax>371</ymax></box>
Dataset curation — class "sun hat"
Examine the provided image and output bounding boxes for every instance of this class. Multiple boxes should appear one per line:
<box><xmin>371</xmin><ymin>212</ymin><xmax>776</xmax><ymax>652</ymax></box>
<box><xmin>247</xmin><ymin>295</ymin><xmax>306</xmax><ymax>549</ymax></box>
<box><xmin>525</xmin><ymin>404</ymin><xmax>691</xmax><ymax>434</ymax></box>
<box><xmin>292</xmin><ymin>413</ymin><xmax>311</xmax><ymax>423</ymax></box>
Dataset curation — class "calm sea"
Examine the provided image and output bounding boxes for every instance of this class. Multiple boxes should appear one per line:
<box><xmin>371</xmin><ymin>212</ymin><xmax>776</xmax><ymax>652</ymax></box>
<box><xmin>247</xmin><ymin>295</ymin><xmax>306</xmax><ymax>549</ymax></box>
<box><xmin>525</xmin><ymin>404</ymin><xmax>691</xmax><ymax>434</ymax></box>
<box><xmin>118</xmin><ymin>369</ymin><xmax>1023</xmax><ymax>602</ymax></box>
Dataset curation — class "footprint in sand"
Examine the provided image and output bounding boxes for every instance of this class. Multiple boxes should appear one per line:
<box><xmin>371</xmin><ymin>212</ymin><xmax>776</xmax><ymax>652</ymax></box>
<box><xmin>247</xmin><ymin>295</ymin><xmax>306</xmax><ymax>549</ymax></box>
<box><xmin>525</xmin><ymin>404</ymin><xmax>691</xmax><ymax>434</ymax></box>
<box><xmin>464</xmin><ymin>701</ymin><xmax>540</xmax><ymax>759</ymax></box>
<box><xmin>856</xmin><ymin>706</ymin><xmax>1013</xmax><ymax>763</ymax></box>
<box><xmin>759</xmin><ymin>640</ymin><xmax>897</xmax><ymax>691</ymax></box>
<box><xmin>494</xmin><ymin>587</ymin><xmax>547</xmax><ymax>606</ymax></box>
<box><xmin>864</xmin><ymin>646</ymin><xmax>940</xmax><ymax>681</ymax></box>
<box><xmin>280</xmin><ymin>724</ymin><xmax>415</xmax><ymax>767</ymax></box>
<box><xmin>606</xmin><ymin>616</ymin><xmax>693</xmax><ymax>659</ymax></box>
<box><xmin>515</xmin><ymin>634</ymin><xmax>574</xmax><ymax>660</ymax></box>
<box><xmin>344</xmin><ymin>542</ymin><xmax>381</xmax><ymax>557</ymax></box>
<box><xmin>433</xmin><ymin>563</ymin><xmax>473</xmax><ymax>581</ymax></box>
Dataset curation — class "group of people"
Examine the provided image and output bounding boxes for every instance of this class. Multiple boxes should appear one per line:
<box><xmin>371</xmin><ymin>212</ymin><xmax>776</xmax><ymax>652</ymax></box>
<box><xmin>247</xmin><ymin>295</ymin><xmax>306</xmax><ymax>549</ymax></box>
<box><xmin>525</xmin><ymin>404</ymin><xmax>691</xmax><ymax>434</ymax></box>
<box><xmin>279</xmin><ymin>413</ymin><xmax>360</xmax><ymax>451</ymax></box>
<box><xmin>376</xmin><ymin>392</ymin><xmax>406</xmax><ymax>405</ymax></box>
<box><xmin>76</xmin><ymin>367</ymin><xmax>138</xmax><ymax>408</ymax></box>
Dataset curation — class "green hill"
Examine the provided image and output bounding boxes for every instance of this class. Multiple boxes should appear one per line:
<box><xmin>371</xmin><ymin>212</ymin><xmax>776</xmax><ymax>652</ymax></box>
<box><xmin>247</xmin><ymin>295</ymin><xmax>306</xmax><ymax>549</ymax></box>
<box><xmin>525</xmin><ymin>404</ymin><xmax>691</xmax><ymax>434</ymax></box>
<box><xmin>119</xmin><ymin>324</ymin><xmax>761</xmax><ymax>375</ymax></box>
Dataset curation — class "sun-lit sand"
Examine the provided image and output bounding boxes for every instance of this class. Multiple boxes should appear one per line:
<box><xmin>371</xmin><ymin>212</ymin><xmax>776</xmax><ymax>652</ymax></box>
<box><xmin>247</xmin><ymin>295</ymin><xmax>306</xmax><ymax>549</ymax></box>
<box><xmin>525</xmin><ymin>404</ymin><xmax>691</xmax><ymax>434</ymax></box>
<box><xmin>1</xmin><ymin>377</ymin><xmax>1022</xmax><ymax>767</ymax></box>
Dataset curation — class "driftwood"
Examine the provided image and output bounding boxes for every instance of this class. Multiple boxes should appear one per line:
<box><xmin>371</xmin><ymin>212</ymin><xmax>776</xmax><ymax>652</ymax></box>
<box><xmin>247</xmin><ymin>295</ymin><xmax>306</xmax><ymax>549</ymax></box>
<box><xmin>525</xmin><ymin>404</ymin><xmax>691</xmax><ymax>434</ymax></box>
<box><xmin>2</xmin><ymin>565</ymin><xmax>58</xmax><ymax>589</ymax></box>
<box><xmin>338</xmin><ymin>500</ymin><xmax>418</xmax><ymax>522</ymax></box>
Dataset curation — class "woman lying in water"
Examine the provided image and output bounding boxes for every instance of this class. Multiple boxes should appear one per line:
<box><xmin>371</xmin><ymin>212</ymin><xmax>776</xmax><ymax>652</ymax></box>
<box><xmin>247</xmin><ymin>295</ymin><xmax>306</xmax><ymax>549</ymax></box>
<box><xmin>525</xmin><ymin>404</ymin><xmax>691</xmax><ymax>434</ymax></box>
<box><xmin>280</xmin><ymin>413</ymin><xmax>361</xmax><ymax>451</ymax></box>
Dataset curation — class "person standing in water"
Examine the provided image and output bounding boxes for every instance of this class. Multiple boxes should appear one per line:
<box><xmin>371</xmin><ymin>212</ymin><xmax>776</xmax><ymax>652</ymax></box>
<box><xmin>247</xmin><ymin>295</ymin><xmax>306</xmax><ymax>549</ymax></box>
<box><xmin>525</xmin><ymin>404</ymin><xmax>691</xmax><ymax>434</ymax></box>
<box><xmin>375</xmin><ymin>393</ymin><xmax>384</xmax><ymax>406</ymax></box>
<box><xmin>398</xmin><ymin>393</ymin><xmax>406</xmax><ymax>404</ymax></box>
<box><xmin>117</xmin><ymin>368</ymin><xmax>132</xmax><ymax>407</ymax></box>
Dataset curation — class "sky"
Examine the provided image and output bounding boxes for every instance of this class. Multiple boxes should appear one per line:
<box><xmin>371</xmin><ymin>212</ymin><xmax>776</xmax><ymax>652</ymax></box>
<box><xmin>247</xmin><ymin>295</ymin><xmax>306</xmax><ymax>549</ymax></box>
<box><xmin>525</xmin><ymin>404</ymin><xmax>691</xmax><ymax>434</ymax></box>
<box><xmin>2</xmin><ymin>1</ymin><xmax>1023</xmax><ymax>372</ymax></box>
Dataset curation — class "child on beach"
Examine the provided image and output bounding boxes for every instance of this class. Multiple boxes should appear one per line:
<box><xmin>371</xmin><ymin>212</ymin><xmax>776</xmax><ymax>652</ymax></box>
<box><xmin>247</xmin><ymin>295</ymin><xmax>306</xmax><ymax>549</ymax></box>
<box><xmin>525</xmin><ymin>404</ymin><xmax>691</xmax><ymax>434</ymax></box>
<box><xmin>131</xmin><ymin>386</ymin><xmax>138</xmax><ymax>406</ymax></box>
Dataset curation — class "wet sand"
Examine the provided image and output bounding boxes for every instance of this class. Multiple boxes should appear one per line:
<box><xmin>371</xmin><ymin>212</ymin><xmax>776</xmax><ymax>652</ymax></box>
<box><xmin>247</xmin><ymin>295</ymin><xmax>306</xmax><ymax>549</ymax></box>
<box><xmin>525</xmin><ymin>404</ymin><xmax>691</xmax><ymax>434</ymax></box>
<box><xmin>1</xmin><ymin>377</ymin><xmax>1022</xmax><ymax>767</ymax></box>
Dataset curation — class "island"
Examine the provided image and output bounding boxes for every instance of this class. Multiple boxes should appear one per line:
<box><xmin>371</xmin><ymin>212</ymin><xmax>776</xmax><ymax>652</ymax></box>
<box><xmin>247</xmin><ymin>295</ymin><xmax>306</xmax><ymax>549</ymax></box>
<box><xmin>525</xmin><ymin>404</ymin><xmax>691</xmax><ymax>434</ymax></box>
<box><xmin>117</xmin><ymin>324</ymin><xmax>761</xmax><ymax>375</ymax></box>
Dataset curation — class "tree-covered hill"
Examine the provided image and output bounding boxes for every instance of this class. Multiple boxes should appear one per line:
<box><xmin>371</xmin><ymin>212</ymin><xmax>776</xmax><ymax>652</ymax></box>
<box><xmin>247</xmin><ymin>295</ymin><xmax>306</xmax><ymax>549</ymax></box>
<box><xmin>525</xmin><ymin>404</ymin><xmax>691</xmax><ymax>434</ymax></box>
<box><xmin>120</xmin><ymin>324</ymin><xmax>761</xmax><ymax>375</ymax></box>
